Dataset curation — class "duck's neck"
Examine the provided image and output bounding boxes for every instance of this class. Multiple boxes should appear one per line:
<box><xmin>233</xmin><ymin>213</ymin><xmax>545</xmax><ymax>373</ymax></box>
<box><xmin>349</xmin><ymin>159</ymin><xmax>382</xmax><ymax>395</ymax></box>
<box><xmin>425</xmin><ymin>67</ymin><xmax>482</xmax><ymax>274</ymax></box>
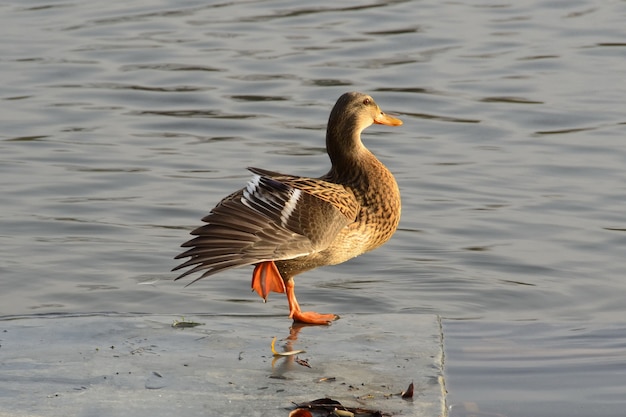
<box><xmin>325</xmin><ymin>120</ymin><xmax>384</xmax><ymax>184</ymax></box>
<box><xmin>327</xmin><ymin>117</ymin><xmax>366</xmax><ymax>165</ymax></box>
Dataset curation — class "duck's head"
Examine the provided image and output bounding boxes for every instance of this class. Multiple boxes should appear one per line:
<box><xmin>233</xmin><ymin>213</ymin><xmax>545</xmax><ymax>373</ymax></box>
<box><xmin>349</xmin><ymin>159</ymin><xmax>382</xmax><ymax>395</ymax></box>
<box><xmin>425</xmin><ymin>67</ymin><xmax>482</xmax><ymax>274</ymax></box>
<box><xmin>329</xmin><ymin>92</ymin><xmax>402</xmax><ymax>131</ymax></box>
<box><xmin>326</xmin><ymin>92</ymin><xmax>402</xmax><ymax>161</ymax></box>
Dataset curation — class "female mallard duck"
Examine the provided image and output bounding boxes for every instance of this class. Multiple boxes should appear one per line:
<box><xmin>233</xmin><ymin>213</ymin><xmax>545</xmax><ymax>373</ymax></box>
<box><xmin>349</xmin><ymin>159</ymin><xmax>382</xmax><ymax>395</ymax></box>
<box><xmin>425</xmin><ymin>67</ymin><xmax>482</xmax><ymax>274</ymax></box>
<box><xmin>173</xmin><ymin>92</ymin><xmax>402</xmax><ymax>324</ymax></box>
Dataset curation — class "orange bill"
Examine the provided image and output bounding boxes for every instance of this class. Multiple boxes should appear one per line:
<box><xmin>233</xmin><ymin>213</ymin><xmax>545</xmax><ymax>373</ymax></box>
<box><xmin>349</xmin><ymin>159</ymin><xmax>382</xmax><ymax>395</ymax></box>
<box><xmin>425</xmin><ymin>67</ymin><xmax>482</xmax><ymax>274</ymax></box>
<box><xmin>374</xmin><ymin>112</ymin><xmax>403</xmax><ymax>126</ymax></box>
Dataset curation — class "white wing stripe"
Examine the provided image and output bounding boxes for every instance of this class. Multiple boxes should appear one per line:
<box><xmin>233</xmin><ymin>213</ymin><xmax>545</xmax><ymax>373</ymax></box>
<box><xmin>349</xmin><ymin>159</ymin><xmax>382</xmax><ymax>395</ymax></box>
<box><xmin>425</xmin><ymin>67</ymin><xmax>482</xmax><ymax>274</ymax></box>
<box><xmin>242</xmin><ymin>174</ymin><xmax>262</xmax><ymax>209</ymax></box>
<box><xmin>280</xmin><ymin>189</ymin><xmax>302</xmax><ymax>227</ymax></box>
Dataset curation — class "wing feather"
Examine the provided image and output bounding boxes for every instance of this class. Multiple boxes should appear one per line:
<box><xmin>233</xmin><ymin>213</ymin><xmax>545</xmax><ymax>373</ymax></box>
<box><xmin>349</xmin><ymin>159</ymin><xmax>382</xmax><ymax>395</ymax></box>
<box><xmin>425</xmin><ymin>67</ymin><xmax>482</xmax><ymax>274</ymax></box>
<box><xmin>173</xmin><ymin>170</ymin><xmax>358</xmax><ymax>283</ymax></box>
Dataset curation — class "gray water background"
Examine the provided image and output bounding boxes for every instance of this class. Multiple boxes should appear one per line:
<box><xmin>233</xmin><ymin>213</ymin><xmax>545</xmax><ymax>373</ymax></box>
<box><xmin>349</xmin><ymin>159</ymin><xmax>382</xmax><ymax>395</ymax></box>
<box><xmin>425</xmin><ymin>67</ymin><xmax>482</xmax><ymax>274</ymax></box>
<box><xmin>1</xmin><ymin>1</ymin><xmax>625</xmax><ymax>416</ymax></box>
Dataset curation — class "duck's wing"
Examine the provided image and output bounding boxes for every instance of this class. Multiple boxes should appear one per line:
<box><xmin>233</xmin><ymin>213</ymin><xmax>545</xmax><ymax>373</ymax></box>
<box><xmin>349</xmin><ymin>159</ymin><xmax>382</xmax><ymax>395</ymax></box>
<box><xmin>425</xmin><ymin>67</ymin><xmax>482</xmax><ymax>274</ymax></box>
<box><xmin>173</xmin><ymin>169</ymin><xmax>358</xmax><ymax>284</ymax></box>
<box><xmin>247</xmin><ymin>167</ymin><xmax>360</xmax><ymax>220</ymax></box>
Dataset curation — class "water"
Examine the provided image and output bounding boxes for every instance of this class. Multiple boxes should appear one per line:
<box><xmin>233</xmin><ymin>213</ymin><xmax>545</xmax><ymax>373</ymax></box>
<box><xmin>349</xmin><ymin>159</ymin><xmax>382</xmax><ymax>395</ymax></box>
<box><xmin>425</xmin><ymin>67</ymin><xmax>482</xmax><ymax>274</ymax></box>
<box><xmin>1</xmin><ymin>0</ymin><xmax>625</xmax><ymax>415</ymax></box>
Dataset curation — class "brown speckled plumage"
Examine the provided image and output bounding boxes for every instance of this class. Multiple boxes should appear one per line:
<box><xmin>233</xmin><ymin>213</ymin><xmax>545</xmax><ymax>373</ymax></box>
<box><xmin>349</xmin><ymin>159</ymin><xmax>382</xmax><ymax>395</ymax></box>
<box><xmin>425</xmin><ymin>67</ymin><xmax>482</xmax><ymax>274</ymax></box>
<box><xmin>173</xmin><ymin>92</ymin><xmax>402</xmax><ymax>323</ymax></box>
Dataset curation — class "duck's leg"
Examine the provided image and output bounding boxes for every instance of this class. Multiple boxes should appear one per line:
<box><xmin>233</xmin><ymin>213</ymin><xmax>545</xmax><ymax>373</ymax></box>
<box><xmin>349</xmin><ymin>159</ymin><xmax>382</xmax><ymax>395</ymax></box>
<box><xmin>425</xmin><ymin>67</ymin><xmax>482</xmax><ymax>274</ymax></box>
<box><xmin>285</xmin><ymin>279</ymin><xmax>338</xmax><ymax>325</ymax></box>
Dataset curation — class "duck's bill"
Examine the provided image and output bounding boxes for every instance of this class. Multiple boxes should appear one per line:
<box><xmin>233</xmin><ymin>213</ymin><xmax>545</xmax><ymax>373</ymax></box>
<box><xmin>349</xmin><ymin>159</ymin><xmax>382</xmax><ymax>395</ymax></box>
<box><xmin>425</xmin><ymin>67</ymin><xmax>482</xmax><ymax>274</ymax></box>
<box><xmin>374</xmin><ymin>112</ymin><xmax>403</xmax><ymax>126</ymax></box>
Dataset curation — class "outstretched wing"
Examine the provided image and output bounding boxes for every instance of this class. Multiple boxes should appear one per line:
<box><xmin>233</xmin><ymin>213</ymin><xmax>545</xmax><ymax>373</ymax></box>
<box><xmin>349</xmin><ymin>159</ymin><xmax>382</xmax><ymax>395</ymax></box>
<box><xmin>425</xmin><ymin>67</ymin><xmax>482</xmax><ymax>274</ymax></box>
<box><xmin>173</xmin><ymin>169</ymin><xmax>358</xmax><ymax>284</ymax></box>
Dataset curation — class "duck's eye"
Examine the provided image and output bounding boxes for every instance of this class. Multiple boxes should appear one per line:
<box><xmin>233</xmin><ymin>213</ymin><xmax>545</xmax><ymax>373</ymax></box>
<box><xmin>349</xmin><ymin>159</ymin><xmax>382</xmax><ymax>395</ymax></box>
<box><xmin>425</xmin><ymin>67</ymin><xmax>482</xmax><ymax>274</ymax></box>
<box><xmin>363</xmin><ymin>98</ymin><xmax>371</xmax><ymax>105</ymax></box>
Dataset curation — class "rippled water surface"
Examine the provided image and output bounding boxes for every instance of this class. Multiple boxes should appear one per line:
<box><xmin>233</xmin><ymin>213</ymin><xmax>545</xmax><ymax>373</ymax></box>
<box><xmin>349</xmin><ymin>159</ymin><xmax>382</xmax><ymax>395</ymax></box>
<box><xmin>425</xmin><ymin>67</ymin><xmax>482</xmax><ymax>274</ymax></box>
<box><xmin>2</xmin><ymin>0</ymin><xmax>626</xmax><ymax>415</ymax></box>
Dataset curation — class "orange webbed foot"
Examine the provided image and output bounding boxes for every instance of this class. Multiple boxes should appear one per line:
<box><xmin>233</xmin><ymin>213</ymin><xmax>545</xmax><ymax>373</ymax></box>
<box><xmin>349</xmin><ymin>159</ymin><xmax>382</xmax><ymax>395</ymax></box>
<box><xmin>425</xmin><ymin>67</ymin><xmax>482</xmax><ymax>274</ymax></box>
<box><xmin>284</xmin><ymin>277</ymin><xmax>337</xmax><ymax>325</ymax></box>
<box><xmin>251</xmin><ymin>261</ymin><xmax>285</xmax><ymax>301</ymax></box>
<box><xmin>291</xmin><ymin>310</ymin><xmax>339</xmax><ymax>325</ymax></box>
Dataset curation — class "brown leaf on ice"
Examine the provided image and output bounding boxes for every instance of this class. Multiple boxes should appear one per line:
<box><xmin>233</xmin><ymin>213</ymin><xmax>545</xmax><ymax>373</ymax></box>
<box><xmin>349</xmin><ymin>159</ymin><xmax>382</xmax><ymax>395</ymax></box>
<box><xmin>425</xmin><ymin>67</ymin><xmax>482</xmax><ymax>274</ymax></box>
<box><xmin>294</xmin><ymin>356</ymin><xmax>311</xmax><ymax>368</ymax></box>
<box><xmin>401</xmin><ymin>381</ymin><xmax>414</xmax><ymax>399</ymax></box>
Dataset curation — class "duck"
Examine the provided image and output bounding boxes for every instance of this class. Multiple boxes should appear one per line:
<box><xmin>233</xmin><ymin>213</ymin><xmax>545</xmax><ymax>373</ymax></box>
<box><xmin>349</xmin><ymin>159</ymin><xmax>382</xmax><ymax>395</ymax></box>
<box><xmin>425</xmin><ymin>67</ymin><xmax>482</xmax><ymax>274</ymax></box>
<box><xmin>173</xmin><ymin>92</ymin><xmax>402</xmax><ymax>325</ymax></box>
